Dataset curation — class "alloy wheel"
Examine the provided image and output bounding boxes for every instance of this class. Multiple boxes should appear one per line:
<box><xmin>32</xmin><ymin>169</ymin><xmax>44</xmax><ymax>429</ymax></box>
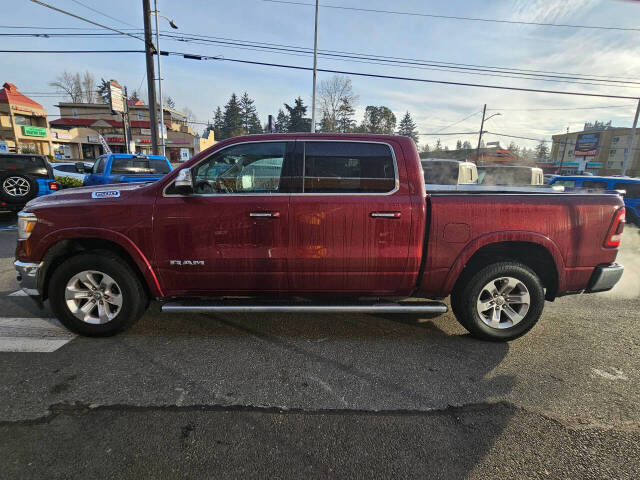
<box><xmin>476</xmin><ymin>276</ymin><xmax>530</xmax><ymax>329</ymax></box>
<box><xmin>65</xmin><ymin>270</ymin><xmax>123</xmax><ymax>324</ymax></box>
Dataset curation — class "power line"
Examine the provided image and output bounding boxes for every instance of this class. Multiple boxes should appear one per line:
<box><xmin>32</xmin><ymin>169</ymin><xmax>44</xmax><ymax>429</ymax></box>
<box><xmin>488</xmin><ymin>104</ymin><xmax>637</xmax><ymax>112</ymax></box>
<box><xmin>432</xmin><ymin>111</ymin><xmax>481</xmax><ymax>134</ymax></box>
<box><xmin>28</xmin><ymin>0</ymin><xmax>144</xmax><ymax>43</ymax></box>
<box><xmin>69</xmin><ymin>0</ymin><xmax>139</xmax><ymax>29</ymax></box>
<box><xmin>418</xmin><ymin>131</ymin><xmax>479</xmax><ymax>136</ymax></box>
<box><xmin>262</xmin><ymin>0</ymin><xmax>640</xmax><ymax>32</ymax></box>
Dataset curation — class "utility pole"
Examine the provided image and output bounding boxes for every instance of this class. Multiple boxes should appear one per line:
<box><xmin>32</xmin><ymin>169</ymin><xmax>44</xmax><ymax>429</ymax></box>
<box><xmin>154</xmin><ymin>0</ymin><xmax>165</xmax><ymax>157</ymax></box>
<box><xmin>122</xmin><ymin>87</ymin><xmax>131</xmax><ymax>154</ymax></box>
<box><xmin>621</xmin><ymin>98</ymin><xmax>640</xmax><ymax>176</ymax></box>
<box><xmin>142</xmin><ymin>0</ymin><xmax>159</xmax><ymax>155</ymax></box>
<box><xmin>557</xmin><ymin>126</ymin><xmax>569</xmax><ymax>174</ymax></box>
<box><xmin>310</xmin><ymin>0</ymin><xmax>319</xmax><ymax>133</ymax></box>
<box><xmin>475</xmin><ymin>104</ymin><xmax>486</xmax><ymax>164</ymax></box>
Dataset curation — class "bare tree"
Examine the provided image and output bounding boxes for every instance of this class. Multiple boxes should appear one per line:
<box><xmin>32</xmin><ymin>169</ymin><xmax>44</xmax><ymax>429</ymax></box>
<box><xmin>181</xmin><ymin>106</ymin><xmax>196</xmax><ymax>124</ymax></box>
<box><xmin>50</xmin><ymin>70</ymin><xmax>96</xmax><ymax>103</ymax></box>
<box><xmin>317</xmin><ymin>75</ymin><xmax>358</xmax><ymax>132</ymax></box>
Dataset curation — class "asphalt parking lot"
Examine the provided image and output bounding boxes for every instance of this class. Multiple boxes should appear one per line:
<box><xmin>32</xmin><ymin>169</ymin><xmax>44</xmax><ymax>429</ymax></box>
<box><xmin>0</xmin><ymin>210</ymin><xmax>638</xmax><ymax>479</ymax></box>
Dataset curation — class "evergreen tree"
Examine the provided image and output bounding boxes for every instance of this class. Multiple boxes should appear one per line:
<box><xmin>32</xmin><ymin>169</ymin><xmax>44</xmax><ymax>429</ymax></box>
<box><xmin>397</xmin><ymin>111</ymin><xmax>419</xmax><ymax>144</ymax></box>
<box><xmin>284</xmin><ymin>97</ymin><xmax>312</xmax><ymax>132</ymax></box>
<box><xmin>462</xmin><ymin>140</ymin><xmax>472</xmax><ymax>149</ymax></box>
<box><xmin>456</xmin><ymin>140</ymin><xmax>463</xmax><ymax>150</ymax></box>
<box><xmin>336</xmin><ymin>97</ymin><xmax>356</xmax><ymax>133</ymax></box>
<box><xmin>318</xmin><ymin>112</ymin><xmax>333</xmax><ymax>133</ymax></box>
<box><xmin>212</xmin><ymin>106</ymin><xmax>224</xmax><ymax>140</ymax></box>
<box><xmin>420</xmin><ymin>143</ymin><xmax>430</xmax><ymax>154</ymax></box>
<box><xmin>535</xmin><ymin>140</ymin><xmax>549</xmax><ymax>159</ymax></box>
<box><xmin>444</xmin><ymin>145</ymin><xmax>449</xmax><ymax>151</ymax></box>
<box><xmin>435</xmin><ymin>139</ymin><xmax>443</xmax><ymax>151</ymax></box>
<box><xmin>360</xmin><ymin>106</ymin><xmax>396</xmax><ymax>134</ymax></box>
<box><xmin>275</xmin><ymin>108</ymin><xmax>289</xmax><ymax>133</ymax></box>
<box><xmin>222</xmin><ymin>93</ymin><xmax>244</xmax><ymax>138</ymax></box>
<box><xmin>239</xmin><ymin>92</ymin><xmax>262</xmax><ymax>134</ymax></box>
<box><xmin>507</xmin><ymin>140</ymin><xmax>520</xmax><ymax>155</ymax></box>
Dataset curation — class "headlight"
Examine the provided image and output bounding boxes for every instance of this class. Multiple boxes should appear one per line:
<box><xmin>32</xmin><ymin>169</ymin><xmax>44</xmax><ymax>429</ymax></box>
<box><xmin>17</xmin><ymin>211</ymin><xmax>37</xmax><ymax>241</ymax></box>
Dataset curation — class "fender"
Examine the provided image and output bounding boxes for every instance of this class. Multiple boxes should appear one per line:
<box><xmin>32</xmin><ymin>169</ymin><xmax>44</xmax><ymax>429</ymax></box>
<box><xmin>37</xmin><ymin>227</ymin><xmax>164</xmax><ymax>297</ymax></box>
<box><xmin>440</xmin><ymin>230</ymin><xmax>567</xmax><ymax>297</ymax></box>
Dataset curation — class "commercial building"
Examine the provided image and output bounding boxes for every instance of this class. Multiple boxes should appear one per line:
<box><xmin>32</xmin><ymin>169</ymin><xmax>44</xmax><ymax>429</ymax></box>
<box><xmin>551</xmin><ymin>121</ymin><xmax>640</xmax><ymax>177</ymax></box>
<box><xmin>420</xmin><ymin>145</ymin><xmax>525</xmax><ymax>165</ymax></box>
<box><xmin>0</xmin><ymin>83</ymin><xmax>52</xmax><ymax>155</ymax></box>
<box><xmin>49</xmin><ymin>100</ymin><xmax>204</xmax><ymax>162</ymax></box>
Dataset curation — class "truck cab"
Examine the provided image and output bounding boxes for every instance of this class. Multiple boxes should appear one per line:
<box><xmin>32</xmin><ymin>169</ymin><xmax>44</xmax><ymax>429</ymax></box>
<box><xmin>82</xmin><ymin>154</ymin><xmax>172</xmax><ymax>186</ymax></box>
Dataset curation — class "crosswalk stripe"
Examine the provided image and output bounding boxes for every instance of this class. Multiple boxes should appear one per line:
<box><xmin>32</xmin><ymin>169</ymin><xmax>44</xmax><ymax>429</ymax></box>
<box><xmin>9</xmin><ymin>290</ymin><xmax>27</xmax><ymax>296</ymax></box>
<box><xmin>0</xmin><ymin>317</ymin><xmax>76</xmax><ymax>353</ymax></box>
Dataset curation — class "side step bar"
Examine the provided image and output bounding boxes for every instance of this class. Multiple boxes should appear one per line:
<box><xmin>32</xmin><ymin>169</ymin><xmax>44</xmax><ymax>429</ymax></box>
<box><xmin>161</xmin><ymin>302</ymin><xmax>448</xmax><ymax>314</ymax></box>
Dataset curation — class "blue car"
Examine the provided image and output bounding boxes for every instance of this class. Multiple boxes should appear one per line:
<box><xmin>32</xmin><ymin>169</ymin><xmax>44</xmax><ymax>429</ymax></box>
<box><xmin>82</xmin><ymin>154</ymin><xmax>172</xmax><ymax>186</ymax></box>
<box><xmin>549</xmin><ymin>175</ymin><xmax>640</xmax><ymax>225</ymax></box>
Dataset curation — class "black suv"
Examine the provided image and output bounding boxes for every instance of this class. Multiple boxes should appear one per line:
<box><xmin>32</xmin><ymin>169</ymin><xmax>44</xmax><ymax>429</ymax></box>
<box><xmin>0</xmin><ymin>154</ymin><xmax>60</xmax><ymax>211</ymax></box>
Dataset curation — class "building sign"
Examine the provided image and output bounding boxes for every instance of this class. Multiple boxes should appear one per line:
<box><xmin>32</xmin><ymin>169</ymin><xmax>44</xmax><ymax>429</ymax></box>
<box><xmin>11</xmin><ymin>105</ymin><xmax>46</xmax><ymax>116</ymax></box>
<box><xmin>109</xmin><ymin>80</ymin><xmax>125</xmax><ymax>114</ymax></box>
<box><xmin>52</xmin><ymin>131</ymin><xmax>72</xmax><ymax>140</ymax></box>
<box><xmin>22</xmin><ymin>125</ymin><xmax>47</xmax><ymax>137</ymax></box>
<box><xmin>87</xmin><ymin>135</ymin><xmax>100</xmax><ymax>143</ymax></box>
<box><xmin>0</xmin><ymin>141</ymin><xmax>8</xmax><ymax>153</ymax></box>
<box><xmin>180</xmin><ymin>148</ymin><xmax>190</xmax><ymax>161</ymax></box>
<box><xmin>574</xmin><ymin>132</ymin><xmax>600</xmax><ymax>156</ymax></box>
<box><xmin>105</xmin><ymin>136</ymin><xmax>125</xmax><ymax>143</ymax></box>
<box><xmin>140</xmin><ymin>128</ymin><xmax>151</xmax><ymax>135</ymax></box>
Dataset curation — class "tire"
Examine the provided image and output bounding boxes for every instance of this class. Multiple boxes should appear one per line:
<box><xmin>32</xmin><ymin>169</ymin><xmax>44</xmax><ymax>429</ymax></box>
<box><xmin>0</xmin><ymin>174</ymin><xmax>38</xmax><ymax>203</ymax></box>
<box><xmin>48</xmin><ymin>251</ymin><xmax>148</xmax><ymax>336</ymax></box>
<box><xmin>451</xmin><ymin>261</ymin><xmax>545</xmax><ymax>342</ymax></box>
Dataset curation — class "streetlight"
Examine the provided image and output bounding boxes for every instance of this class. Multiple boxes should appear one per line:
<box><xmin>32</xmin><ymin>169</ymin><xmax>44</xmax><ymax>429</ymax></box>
<box><xmin>151</xmin><ymin>0</ymin><xmax>178</xmax><ymax>157</ymax></box>
<box><xmin>475</xmin><ymin>104</ymin><xmax>501</xmax><ymax>163</ymax></box>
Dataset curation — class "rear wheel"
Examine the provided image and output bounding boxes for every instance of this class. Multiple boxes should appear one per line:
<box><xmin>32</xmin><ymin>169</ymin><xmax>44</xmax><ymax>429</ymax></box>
<box><xmin>451</xmin><ymin>262</ymin><xmax>545</xmax><ymax>341</ymax></box>
<box><xmin>49</xmin><ymin>252</ymin><xmax>148</xmax><ymax>336</ymax></box>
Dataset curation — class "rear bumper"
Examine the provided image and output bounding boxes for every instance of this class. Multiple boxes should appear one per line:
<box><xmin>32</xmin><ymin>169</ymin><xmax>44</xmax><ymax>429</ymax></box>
<box><xmin>14</xmin><ymin>260</ymin><xmax>43</xmax><ymax>306</ymax></box>
<box><xmin>586</xmin><ymin>264</ymin><xmax>624</xmax><ymax>293</ymax></box>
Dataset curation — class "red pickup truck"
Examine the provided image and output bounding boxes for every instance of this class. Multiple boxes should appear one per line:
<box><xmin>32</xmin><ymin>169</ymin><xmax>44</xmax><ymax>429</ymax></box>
<box><xmin>14</xmin><ymin>134</ymin><xmax>625</xmax><ymax>341</ymax></box>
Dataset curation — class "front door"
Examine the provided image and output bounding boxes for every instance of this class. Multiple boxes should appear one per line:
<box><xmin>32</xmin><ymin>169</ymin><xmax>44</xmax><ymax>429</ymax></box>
<box><xmin>289</xmin><ymin>140</ymin><xmax>413</xmax><ymax>295</ymax></box>
<box><xmin>153</xmin><ymin>141</ymin><xmax>294</xmax><ymax>296</ymax></box>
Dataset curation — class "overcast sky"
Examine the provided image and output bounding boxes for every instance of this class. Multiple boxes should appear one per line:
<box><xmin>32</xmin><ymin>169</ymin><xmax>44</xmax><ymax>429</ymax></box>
<box><xmin>2</xmin><ymin>0</ymin><xmax>640</xmax><ymax>149</ymax></box>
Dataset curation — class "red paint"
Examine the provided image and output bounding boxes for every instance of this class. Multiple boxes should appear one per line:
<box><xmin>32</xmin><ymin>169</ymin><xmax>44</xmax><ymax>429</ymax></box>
<box><xmin>16</xmin><ymin>133</ymin><xmax>625</xmax><ymax>301</ymax></box>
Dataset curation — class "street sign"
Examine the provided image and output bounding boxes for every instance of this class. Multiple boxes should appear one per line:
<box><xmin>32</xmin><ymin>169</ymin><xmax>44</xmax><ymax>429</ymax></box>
<box><xmin>0</xmin><ymin>141</ymin><xmax>8</xmax><ymax>153</ymax></box>
<box><xmin>109</xmin><ymin>80</ymin><xmax>125</xmax><ymax>114</ymax></box>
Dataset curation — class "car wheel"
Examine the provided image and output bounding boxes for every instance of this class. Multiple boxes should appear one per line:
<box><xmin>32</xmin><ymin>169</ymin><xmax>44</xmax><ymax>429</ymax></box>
<box><xmin>48</xmin><ymin>252</ymin><xmax>148</xmax><ymax>336</ymax></box>
<box><xmin>451</xmin><ymin>261</ymin><xmax>545</xmax><ymax>341</ymax></box>
<box><xmin>0</xmin><ymin>174</ymin><xmax>38</xmax><ymax>203</ymax></box>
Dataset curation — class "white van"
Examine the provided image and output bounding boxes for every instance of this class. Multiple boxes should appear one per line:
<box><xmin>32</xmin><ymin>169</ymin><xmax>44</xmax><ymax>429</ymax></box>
<box><xmin>478</xmin><ymin>165</ymin><xmax>544</xmax><ymax>186</ymax></box>
<box><xmin>421</xmin><ymin>159</ymin><xmax>478</xmax><ymax>185</ymax></box>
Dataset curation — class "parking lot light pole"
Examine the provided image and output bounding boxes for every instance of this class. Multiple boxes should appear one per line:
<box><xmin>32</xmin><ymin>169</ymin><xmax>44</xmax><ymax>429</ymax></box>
<box><xmin>475</xmin><ymin>106</ymin><xmax>500</xmax><ymax>164</ymax></box>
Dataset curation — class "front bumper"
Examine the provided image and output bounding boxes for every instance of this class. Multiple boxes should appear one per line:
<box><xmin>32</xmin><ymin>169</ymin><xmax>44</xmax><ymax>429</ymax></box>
<box><xmin>14</xmin><ymin>260</ymin><xmax>43</xmax><ymax>306</ymax></box>
<box><xmin>586</xmin><ymin>264</ymin><xmax>624</xmax><ymax>293</ymax></box>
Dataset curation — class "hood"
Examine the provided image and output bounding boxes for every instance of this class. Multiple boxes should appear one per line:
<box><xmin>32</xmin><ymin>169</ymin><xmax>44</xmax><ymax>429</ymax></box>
<box><xmin>24</xmin><ymin>182</ymin><xmax>151</xmax><ymax>210</ymax></box>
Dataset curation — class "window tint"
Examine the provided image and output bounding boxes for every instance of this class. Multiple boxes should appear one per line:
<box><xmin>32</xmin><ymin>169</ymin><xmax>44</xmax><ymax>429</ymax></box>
<box><xmin>92</xmin><ymin>157</ymin><xmax>106</xmax><ymax>174</ymax></box>
<box><xmin>581</xmin><ymin>180</ymin><xmax>608</xmax><ymax>189</ymax></box>
<box><xmin>111</xmin><ymin>157</ymin><xmax>170</xmax><ymax>175</ymax></box>
<box><xmin>613</xmin><ymin>182</ymin><xmax>640</xmax><ymax>199</ymax></box>
<box><xmin>303</xmin><ymin>142</ymin><xmax>395</xmax><ymax>193</ymax></box>
<box><xmin>0</xmin><ymin>155</ymin><xmax>45</xmax><ymax>169</ymax></box>
<box><xmin>192</xmin><ymin>142</ymin><xmax>286</xmax><ymax>194</ymax></box>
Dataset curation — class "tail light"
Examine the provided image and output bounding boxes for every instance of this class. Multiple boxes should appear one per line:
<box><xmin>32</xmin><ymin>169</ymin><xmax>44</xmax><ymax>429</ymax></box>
<box><xmin>604</xmin><ymin>207</ymin><xmax>625</xmax><ymax>248</ymax></box>
<box><xmin>49</xmin><ymin>181</ymin><xmax>60</xmax><ymax>191</ymax></box>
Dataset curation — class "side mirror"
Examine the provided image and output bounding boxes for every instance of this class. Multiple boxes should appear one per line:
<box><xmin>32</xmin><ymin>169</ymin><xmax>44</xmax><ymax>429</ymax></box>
<box><xmin>174</xmin><ymin>169</ymin><xmax>193</xmax><ymax>194</ymax></box>
<box><xmin>75</xmin><ymin>161</ymin><xmax>86</xmax><ymax>173</ymax></box>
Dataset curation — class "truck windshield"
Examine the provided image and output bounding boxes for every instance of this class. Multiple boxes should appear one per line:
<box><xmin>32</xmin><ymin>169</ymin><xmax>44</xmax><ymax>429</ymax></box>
<box><xmin>111</xmin><ymin>158</ymin><xmax>170</xmax><ymax>175</ymax></box>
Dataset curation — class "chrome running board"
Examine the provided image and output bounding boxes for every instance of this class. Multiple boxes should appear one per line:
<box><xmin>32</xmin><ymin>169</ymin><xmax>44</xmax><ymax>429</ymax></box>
<box><xmin>161</xmin><ymin>302</ymin><xmax>448</xmax><ymax>314</ymax></box>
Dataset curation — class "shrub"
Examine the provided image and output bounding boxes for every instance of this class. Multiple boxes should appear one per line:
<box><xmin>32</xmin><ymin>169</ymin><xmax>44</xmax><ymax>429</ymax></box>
<box><xmin>55</xmin><ymin>176</ymin><xmax>84</xmax><ymax>189</ymax></box>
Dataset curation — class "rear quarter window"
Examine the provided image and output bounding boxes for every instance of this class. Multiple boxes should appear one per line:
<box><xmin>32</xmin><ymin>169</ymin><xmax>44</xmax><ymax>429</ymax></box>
<box><xmin>303</xmin><ymin>142</ymin><xmax>396</xmax><ymax>193</ymax></box>
<box><xmin>111</xmin><ymin>158</ymin><xmax>170</xmax><ymax>175</ymax></box>
<box><xmin>581</xmin><ymin>180</ymin><xmax>608</xmax><ymax>189</ymax></box>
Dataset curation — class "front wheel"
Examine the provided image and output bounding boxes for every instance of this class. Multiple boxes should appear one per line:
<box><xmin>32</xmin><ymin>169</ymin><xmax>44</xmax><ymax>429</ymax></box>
<box><xmin>49</xmin><ymin>252</ymin><xmax>148</xmax><ymax>336</ymax></box>
<box><xmin>451</xmin><ymin>262</ymin><xmax>545</xmax><ymax>341</ymax></box>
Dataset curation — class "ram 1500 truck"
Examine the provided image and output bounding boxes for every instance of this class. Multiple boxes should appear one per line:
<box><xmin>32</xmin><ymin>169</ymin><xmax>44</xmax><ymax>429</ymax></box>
<box><xmin>14</xmin><ymin>134</ymin><xmax>625</xmax><ymax>341</ymax></box>
<box><xmin>79</xmin><ymin>153</ymin><xmax>172</xmax><ymax>186</ymax></box>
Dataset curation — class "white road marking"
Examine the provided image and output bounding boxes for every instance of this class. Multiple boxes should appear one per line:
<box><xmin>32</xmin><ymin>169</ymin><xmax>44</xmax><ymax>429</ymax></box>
<box><xmin>592</xmin><ymin>367</ymin><xmax>628</xmax><ymax>381</ymax></box>
<box><xmin>9</xmin><ymin>290</ymin><xmax>27</xmax><ymax>297</ymax></box>
<box><xmin>0</xmin><ymin>317</ymin><xmax>76</xmax><ymax>352</ymax></box>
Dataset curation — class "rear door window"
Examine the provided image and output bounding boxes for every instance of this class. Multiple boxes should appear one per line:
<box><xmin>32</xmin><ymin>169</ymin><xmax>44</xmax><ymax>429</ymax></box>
<box><xmin>93</xmin><ymin>156</ymin><xmax>106</xmax><ymax>174</ymax></box>
<box><xmin>613</xmin><ymin>182</ymin><xmax>640</xmax><ymax>198</ymax></box>
<box><xmin>581</xmin><ymin>180</ymin><xmax>608</xmax><ymax>189</ymax></box>
<box><xmin>111</xmin><ymin>157</ymin><xmax>170</xmax><ymax>175</ymax></box>
<box><xmin>303</xmin><ymin>142</ymin><xmax>396</xmax><ymax>193</ymax></box>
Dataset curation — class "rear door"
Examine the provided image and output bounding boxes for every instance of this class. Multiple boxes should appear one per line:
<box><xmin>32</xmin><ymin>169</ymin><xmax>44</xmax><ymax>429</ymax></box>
<box><xmin>288</xmin><ymin>140</ymin><xmax>412</xmax><ymax>295</ymax></box>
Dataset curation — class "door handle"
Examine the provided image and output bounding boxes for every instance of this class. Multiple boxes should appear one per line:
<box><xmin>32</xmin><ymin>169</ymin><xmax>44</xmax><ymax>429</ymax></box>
<box><xmin>249</xmin><ymin>211</ymin><xmax>280</xmax><ymax>218</ymax></box>
<box><xmin>370</xmin><ymin>211</ymin><xmax>401</xmax><ymax>218</ymax></box>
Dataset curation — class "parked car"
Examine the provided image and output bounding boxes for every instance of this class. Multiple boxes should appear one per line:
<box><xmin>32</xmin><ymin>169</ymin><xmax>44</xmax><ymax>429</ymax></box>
<box><xmin>79</xmin><ymin>154</ymin><xmax>172</xmax><ymax>186</ymax></box>
<box><xmin>15</xmin><ymin>134</ymin><xmax>625</xmax><ymax>342</ymax></box>
<box><xmin>0</xmin><ymin>153</ymin><xmax>59</xmax><ymax>211</ymax></box>
<box><xmin>478</xmin><ymin>165</ymin><xmax>544</xmax><ymax>186</ymax></box>
<box><xmin>549</xmin><ymin>175</ymin><xmax>640</xmax><ymax>225</ymax></box>
<box><xmin>51</xmin><ymin>161</ymin><xmax>93</xmax><ymax>183</ymax></box>
<box><xmin>421</xmin><ymin>159</ymin><xmax>478</xmax><ymax>185</ymax></box>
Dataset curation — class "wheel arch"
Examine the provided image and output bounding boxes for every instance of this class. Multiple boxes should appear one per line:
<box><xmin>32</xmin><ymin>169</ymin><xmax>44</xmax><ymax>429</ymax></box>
<box><xmin>38</xmin><ymin>229</ymin><xmax>163</xmax><ymax>300</ymax></box>
<box><xmin>444</xmin><ymin>232</ymin><xmax>565</xmax><ymax>301</ymax></box>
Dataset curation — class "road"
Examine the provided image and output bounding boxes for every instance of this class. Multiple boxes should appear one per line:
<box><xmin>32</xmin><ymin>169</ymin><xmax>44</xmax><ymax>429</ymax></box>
<box><xmin>0</xmin><ymin>210</ymin><xmax>638</xmax><ymax>479</ymax></box>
